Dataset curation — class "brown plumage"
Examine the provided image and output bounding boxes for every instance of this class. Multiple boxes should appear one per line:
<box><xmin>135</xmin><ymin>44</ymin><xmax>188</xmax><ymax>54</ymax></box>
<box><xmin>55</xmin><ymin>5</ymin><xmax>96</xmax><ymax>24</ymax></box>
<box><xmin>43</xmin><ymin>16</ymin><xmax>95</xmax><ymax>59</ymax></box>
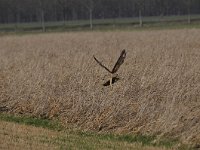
<box><xmin>93</xmin><ymin>49</ymin><xmax>126</xmax><ymax>86</ymax></box>
<box><xmin>93</xmin><ymin>56</ymin><xmax>112</xmax><ymax>73</ymax></box>
<box><xmin>111</xmin><ymin>49</ymin><xmax>126</xmax><ymax>73</ymax></box>
<box><xmin>93</xmin><ymin>49</ymin><xmax>126</xmax><ymax>74</ymax></box>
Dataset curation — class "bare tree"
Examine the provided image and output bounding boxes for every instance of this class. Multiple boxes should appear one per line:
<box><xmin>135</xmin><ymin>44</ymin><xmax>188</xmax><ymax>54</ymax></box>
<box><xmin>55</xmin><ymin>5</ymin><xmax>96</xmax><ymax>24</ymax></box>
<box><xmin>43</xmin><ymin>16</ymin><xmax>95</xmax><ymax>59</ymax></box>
<box><xmin>79</xmin><ymin>0</ymin><xmax>95</xmax><ymax>29</ymax></box>
<box><xmin>136</xmin><ymin>0</ymin><xmax>145</xmax><ymax>27</ymax></box>
<box><xmin>187</xmin><ymin>0</ymin><xmax>191</xmax><ymax>24</ymax></box>
<box><xmin>57</xmin><ymin>0</ymin><xmax>68</xmax><ymax>26</ymax></box>
<box><xmin>0</xmin><ymin>0</ymin><xmax>200</xmax><ymax>26</ymax></box>
<box><xmin>38</xmin><ymin>0</ymin><xmax>46</xmax><ymax>32</ymax></box>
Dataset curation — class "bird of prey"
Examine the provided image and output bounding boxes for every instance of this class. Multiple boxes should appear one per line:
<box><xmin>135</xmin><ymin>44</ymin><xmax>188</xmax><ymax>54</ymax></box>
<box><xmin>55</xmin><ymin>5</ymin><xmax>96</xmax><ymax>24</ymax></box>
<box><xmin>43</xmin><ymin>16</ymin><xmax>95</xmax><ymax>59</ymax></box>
<box><xmin>93</xmin><ymin>49</ymin><xmax>126</xmax><ymax>87</ymax></box>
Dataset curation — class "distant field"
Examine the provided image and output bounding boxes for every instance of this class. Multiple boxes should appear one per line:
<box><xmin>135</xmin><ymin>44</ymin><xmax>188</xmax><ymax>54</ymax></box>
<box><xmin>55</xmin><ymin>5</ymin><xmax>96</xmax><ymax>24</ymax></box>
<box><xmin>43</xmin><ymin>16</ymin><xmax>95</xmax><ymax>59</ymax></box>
<box><xmin>0</xmin><ymin>29</ymin><xmax>200</xmax><ymax>148</ymax></box>
<box><xmin>0</xmin><ymin>15</ymin><xmax>200</xmax><ymax>33</ymax></box>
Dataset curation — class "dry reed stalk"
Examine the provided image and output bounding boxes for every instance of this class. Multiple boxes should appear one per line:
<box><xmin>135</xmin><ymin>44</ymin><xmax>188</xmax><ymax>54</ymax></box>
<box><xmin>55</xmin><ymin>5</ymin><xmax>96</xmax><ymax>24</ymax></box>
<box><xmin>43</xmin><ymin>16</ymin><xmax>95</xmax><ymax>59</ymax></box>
<box><xmin>0</xmin><ymin>30</ymin><xmax>200</xmax><ymax>145</ymax></box>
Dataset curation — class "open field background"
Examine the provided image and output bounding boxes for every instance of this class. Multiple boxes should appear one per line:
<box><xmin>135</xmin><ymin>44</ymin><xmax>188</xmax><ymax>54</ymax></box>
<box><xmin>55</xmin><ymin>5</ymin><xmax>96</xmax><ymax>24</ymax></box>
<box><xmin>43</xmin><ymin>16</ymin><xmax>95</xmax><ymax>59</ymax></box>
<box><xmin>1</xmin><ymin>15</ymin><xmax>200</xmax><ymax>33</ymax></box>
<box><xmin>0</xmin><ymin>29</ymin><xmax>200</xmax><ymax>147</ymax></box>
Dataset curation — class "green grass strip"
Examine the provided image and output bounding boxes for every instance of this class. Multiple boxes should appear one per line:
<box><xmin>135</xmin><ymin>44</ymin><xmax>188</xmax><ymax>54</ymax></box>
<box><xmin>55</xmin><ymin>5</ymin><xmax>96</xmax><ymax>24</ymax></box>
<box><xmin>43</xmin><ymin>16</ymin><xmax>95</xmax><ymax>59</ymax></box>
<box><xmin>76</xmin><ymin>131</ymin><xmax>179</xmax><ymax>148</ymax></box>
<box><xmin>0</xmin><ymin>113</ymin><xmax>63</xmax><ymax>131</ymax></box>
<box><xmin>0</xmin><ymin>113</ymin><xmax>183</xmax><ymax>149</ymax></box>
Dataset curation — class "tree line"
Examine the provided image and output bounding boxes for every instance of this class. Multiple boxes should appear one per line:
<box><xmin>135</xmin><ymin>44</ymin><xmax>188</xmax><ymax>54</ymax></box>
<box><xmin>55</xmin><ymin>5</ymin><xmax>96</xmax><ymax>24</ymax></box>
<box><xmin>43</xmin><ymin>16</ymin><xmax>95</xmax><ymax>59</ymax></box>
<box><xmin>0</xmin><ymin>0</ymin><xmax>200</xmax><ymax>24</ymax></box>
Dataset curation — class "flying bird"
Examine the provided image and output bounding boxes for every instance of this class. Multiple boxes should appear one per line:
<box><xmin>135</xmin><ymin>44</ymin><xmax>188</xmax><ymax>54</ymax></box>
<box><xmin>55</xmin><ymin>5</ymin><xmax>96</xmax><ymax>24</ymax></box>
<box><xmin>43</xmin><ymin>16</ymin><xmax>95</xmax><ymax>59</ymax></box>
<box><xmin>93</xmin><ymin>49</ymin><xmax>126</xmax><ymax>87</ymax></box>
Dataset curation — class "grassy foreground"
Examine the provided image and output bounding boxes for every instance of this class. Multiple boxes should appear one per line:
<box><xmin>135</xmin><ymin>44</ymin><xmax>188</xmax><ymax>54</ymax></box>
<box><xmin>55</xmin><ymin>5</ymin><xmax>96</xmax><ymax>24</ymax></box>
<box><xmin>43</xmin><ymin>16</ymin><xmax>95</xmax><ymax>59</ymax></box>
<box><xmin>0</xmin><ymin>113</ymin><xmax>182</xmax><ymax>150</ymax></box>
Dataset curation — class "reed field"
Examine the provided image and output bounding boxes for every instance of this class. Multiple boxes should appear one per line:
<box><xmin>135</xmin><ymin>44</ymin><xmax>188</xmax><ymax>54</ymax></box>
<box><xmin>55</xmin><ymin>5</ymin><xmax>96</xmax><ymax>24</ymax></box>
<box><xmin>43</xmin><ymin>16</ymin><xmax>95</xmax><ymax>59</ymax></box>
<box><xmin>0</xmin><ymin>29</ymin><xmax>200</xmax><ymax>148</ymax></box>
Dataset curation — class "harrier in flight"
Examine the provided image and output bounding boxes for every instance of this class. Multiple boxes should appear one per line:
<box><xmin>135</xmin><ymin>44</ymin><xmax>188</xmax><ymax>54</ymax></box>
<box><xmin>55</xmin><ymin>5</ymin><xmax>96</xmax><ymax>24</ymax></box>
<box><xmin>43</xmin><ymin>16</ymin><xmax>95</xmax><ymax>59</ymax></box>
<box><xmin>93</xmin><ymin>49</ymin><xmax>126</xmax><ymax>87</ymax></box>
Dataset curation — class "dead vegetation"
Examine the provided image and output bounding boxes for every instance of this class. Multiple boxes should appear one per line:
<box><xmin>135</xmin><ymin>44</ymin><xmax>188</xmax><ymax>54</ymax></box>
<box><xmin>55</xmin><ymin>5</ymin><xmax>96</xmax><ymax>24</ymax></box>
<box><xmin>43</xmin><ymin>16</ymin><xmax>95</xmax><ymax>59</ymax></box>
<box><xmin>0</xmin><ymin>29</ymin><xmax>200</xmax><ymax>146</ymax></box>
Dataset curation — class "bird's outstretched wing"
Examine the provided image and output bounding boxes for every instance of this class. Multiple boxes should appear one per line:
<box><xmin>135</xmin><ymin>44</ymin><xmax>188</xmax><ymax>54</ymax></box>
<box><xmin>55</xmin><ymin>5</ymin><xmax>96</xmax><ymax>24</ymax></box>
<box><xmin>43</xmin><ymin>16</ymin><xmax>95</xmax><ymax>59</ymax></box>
<box><xmin>111</xmin><ymin>49</ymin><xmax>126</xmax><ymax>73</ymax></box>
<box><xmin>93</xmin><ymin>56</ymin><xmax>112</xmax><ymax>73</ymax></box>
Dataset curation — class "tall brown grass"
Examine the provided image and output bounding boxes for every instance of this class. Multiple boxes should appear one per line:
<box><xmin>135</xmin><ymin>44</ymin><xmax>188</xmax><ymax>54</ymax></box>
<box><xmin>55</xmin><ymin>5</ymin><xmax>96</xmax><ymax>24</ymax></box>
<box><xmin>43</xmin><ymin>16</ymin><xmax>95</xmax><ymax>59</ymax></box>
<box><xmin>0</xmin><ymin>29</ymin><xmax>200</xmax><ymax>145</ymax></box>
